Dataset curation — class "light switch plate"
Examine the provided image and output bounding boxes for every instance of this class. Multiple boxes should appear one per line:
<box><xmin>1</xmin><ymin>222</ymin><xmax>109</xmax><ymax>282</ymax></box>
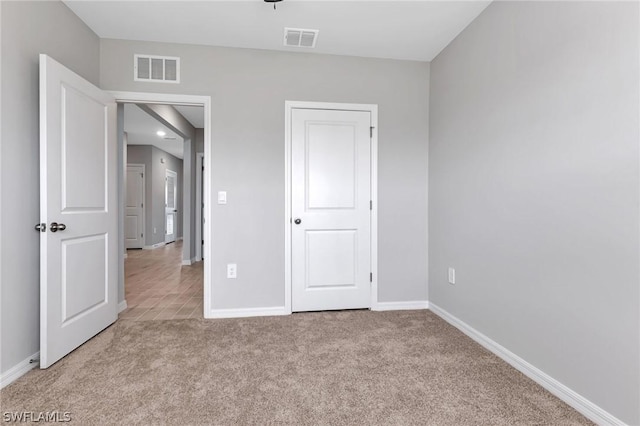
<box><xmin>227</xmin><ymin>263</ymin><xmax>237</xmax><ymax>279</ymax></box>
<box><xmin>448</xmin><ymin>267</ymin><xmax>455</xmax><ymax>285</ymax></box>
<box><xmin>218</xmin><ymin>191</ymin><xmax>227</xmax><ymax>204</ymax></box>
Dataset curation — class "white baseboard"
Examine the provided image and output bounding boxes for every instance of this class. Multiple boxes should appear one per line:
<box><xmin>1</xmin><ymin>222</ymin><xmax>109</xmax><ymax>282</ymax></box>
<box><xmin>177</xmin><ymin>237</ymin><xmax>184</xmax><ymax>241</ymax></box>
<box><xmin>428</xmin><ymin>303</ymin><xmax>625</xmax><ymax>426</ymax></box>
<box><xmin>118</xmin><ymin>300</ymin><xmax>128</xmax><ymax>313</ymax></box>
<box><xmin>207</xmin><ymin>306</ymin><xmax>288</xmax><ymax>319</ymax></box>
<box><xmin>181</xmin><ymin>257</ymin><xmax>197</xmax><ymax>266</ymax></box>
<box><xmin>143</xmin><ymin>242</ymin><xmax>166</xmax><ymax>250</ymax></box>
<box><xmin>373</xmin><ymin>300</ymin><xmax>429</xmax><ymax>311</ymax></box>
<box><xmin>123</xmin><ymin>253</ymin><xmax>128</xmax><ymax>259</ymax></box>
<box><xmin>1</xmin><ymin>352</ymin><xmax>39</xmax><ymax>389</ymax></box>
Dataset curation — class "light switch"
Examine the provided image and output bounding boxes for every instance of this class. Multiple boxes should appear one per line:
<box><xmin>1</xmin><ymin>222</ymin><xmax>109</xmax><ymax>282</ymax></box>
<box><xmin>448</xmin><ymin>267</ymin><xmax>455</xmax><ymax>285</ymax></box>
<box><xmin>218</xmin><ymin>191</ymin><xmax>227</xmax><ymax>204</ymax></box>
<box><xmin>227</xmin><ymin>263</ymin><xmax>237</xmax><ymax>279</ymax></box>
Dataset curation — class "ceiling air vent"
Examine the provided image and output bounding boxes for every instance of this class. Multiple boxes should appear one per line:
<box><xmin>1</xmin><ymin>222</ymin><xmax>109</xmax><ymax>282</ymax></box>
<box><xmin>134</xmin><ymin>54</ymin><xmax>180</xmax><ymax>83</ymax></box>
<box><xmin>284</xmin><ymin>28</ymin><xmax>319</xmax><ymax>48</ymax></box>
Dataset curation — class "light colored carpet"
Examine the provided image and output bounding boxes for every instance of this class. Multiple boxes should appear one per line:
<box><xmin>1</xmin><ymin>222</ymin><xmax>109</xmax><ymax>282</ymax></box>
<box><xmin>1</xmin><ymin>310</ymin><xmax>591</xmax><ymax>425</ymax></box>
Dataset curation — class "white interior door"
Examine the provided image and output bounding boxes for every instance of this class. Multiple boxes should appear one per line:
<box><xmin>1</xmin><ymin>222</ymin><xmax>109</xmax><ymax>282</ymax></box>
<box><xmin>125</xmin><ymin>164</ymin><xmax>145</xmax><ymax>249</ymax></box>
<box><xmin>291</xmin><ymin>108</ymin><xmax>372</xmax><ymax>312</ymax></box>
<box><xmin>39</xmin><ymin>54</ymin><xmax>117</xmax><ymax>368</ymax></box>
<box><xmin>165</xmin><ymin>169</ymin><xmax>177</xmax><ymax>243</ymax></box>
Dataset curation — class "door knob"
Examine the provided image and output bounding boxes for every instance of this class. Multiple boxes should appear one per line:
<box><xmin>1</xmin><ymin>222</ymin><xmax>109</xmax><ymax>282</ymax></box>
<box><xmin>50</xmin><ymin>222</ymin><xmax>66</xmax><ymax>232</ymax></box>
<box><xmin>35</xmin><ymin>223</ymin><xmax>46</xmax><ymax>232</ymax></box>
<box><xmin>294</xmin><ymin>218</ymin><xmax>302</xmax><ymax>225</ymax></box>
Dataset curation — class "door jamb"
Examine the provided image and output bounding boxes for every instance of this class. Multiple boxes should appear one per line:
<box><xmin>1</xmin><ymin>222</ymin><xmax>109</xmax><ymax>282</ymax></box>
<box><xmin>284</xmin><ymin>101</ymin><xmax>379</xmax><ymax>314</ymax></box>
<box><xmin>126</xmin><ymin>163</ymin><xmax>146</xmax><ymax>250</ymax></box>
<box><xmin>110</xmin><ymin>91</ymin><xmax>212</xmax><ymax>318</ymax></box>
<box><xmin>195</xmin><ymin>152</ymin><xmax>204</xmax><ymax>262</ymax></box>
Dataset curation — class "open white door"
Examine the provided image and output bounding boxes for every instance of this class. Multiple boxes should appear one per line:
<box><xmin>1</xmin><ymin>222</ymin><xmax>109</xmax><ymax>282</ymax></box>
<box><xmin>39</xmin><ymin>54</ymin><xmax>117</xmax><ymax>368</ymax></box>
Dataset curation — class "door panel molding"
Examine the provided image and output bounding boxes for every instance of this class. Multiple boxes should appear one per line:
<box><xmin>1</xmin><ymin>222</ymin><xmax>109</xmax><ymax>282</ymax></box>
<box><xmin>285</xmin><ymin>101</ymin><xmax>379</xmax><ymax>314</ymax></box>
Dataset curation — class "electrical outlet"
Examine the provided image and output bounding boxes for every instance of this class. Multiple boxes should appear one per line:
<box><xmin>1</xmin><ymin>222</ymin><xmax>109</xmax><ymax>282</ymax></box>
<box><xmin>227</xmin><ymin>263</ymin><xmax>237</xmax><ymax>279</ymax></box>
<box><xmin>448</xmin><ymin>267</ymin><xmax>455</xmax><ymax>285</ymax></box>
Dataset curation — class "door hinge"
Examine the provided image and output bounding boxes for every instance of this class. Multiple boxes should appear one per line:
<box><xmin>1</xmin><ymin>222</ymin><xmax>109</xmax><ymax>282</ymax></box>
<box><xmin>370</xmin><ymin>200</ymin><xmax>373</xmax><ymax>210</ymax></box>
<box><xmin>140</xmin><ymin>173</ymin><xmax>143</xmax><ymax>178</ymax></box>
<box><xmin>141</xmin><ymin>203</ymin><xmax>143</xmax><ymax>208</ymax></box>
<box><xmin>141</xmin><ymin>233</ymin><xmax>143</xmax><ymax>238</ymax></box>
<box><xmin>202</xmin><ymin>239</ymin><xmax>204</xmax><ymax>245</ymax></box>
<box><xmin>370</xmin><ymin>272</ymin><xmax>373</xmax><ymax>282</ymax></box>
<box><xmin>370</xmin><ymin>126</ymin><xmax>374</xmax><ymax>138</ymax></box>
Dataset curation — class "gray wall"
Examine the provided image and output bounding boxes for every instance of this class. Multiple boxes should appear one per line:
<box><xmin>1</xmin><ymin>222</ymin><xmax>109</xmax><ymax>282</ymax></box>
<box><xmin>195</xmin><ymin>128</ymin><xmax>204</xmax><ymax>153</ymax></box>
<box><xmin>101</xmin><ymin>40</ymin><xmax>430</xmax><ymax>310</ymax></box>
<box><xmin>127</xmin><ymin>145</ymin><xmax>183</xmax><ymax>246</ymax></box>
<box><xmin>429</xmin><ymin>2</ymin><xmax>639</xmax><ymax>424</ymax></box>
<box><xmin>0</xmin><ymin>2</ymin><xmax>100</xmax><ymax>374</ymax></box>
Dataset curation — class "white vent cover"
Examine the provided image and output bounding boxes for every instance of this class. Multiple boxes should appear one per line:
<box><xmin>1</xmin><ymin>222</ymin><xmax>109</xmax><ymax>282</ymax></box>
<box><xmin>284</xmin><ymin>28</ymin><xmax>319</xmax><ymax>48</ymax></box>
<box><xmin>134</xmin><ymin>54</ymin><xmax>180</xmax><ymax>83</ymax></box>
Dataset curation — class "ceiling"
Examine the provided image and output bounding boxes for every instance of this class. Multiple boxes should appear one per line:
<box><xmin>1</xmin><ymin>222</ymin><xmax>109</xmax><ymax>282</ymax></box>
<box><xmin>124</xmin><ymin>104</ymin><xmax>184</xmax><ymax>159</ymax></box>
<box><xmin>64</xmin><ymin>1</ymin><xmax>491</xmax><ymax>62</ymax></box>
<box><xmin>174</xmin><ymin>105</ymin><xmax>205</xmax><ymax>129</ymax></box>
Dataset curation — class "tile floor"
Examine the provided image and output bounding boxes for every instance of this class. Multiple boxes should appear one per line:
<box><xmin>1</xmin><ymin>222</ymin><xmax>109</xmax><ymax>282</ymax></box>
<box><xmin>119</xmin><ymin>241</ymin><xmax>203</xmax><ymax>321</ymax></box>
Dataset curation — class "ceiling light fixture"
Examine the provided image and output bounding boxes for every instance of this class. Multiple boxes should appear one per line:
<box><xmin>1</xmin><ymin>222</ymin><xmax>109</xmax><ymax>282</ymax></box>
<box><xmin>156</xmin><ymin>130</ymin><xmax>166</xmax><ymax>137</ymax></box>
<box><xmin>264</xmin><ymin>0</ymin><xmax>282</xmax><ymax>10</ymax></box>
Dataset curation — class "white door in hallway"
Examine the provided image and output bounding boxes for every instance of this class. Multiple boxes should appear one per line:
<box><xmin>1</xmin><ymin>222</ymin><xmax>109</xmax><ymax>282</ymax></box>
<box><xmin>291</xmin><ymin>108</ymin><xmax>372</xmax><ymax>312</ymax></box>
<box><xmin>39</xmin><ymin>54</ymin><xmax>117</xmax><ymax>368</ymax></box>
<box><xmin>125</xmin><ymin>164</ymin><xmax>145</xmax><ymax>249</ymax></box>
<box><xmin>165</xmin><ymin>169</ymin><xmax>177</xmax><ymax>243</ymax></box>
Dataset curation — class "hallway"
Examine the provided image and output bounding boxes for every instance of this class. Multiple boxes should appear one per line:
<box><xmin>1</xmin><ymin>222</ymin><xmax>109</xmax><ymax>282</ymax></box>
<box><xmin>120</xmin><ymin>241</ymin><xmax>203</xmax><ymax>321</ymax></box>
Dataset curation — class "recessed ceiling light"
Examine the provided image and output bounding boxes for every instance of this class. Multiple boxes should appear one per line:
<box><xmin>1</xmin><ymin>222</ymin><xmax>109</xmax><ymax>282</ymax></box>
<box><xmin>156</xmin><ymin>130</ymin><xmax>166</xmax><ymax>137</ymax></box>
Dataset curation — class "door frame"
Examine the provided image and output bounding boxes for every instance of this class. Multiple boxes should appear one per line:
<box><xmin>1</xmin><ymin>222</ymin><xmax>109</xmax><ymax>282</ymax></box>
<box><xmin>125</xmin><ymin>163</ymin><xmax>145</xmax><ymax>249</ymax></box>
<box><xmin>284</xmin><ymin>101</ymin><xmax>379</xmax><ymax>314</ymax></box>
<box><xmin>195</xmin><ymin>152</ymin><xmax>204</xmax><ymax>262</ymax></box>
<box><xmin>164</xmin><ymin>168</ymin><xmax>178</xmax><ymax>243</ymax></box>
<box><xmin>110</xmin><ymin>91</ymin><xmax>212</xmax><ymax>318</ymax></box>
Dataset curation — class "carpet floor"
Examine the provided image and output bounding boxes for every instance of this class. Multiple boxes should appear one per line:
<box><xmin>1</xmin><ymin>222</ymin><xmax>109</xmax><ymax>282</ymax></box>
<box><xmin>1</xmin><ymin>310</ymin><xmax>591</xmax><ymax>425</ymax></box>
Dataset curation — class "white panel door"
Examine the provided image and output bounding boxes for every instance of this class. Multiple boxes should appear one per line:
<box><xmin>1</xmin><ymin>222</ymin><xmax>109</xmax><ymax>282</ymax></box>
<box><xmin>291</xmin><ymin>109</ymin><xmax>371</xmax><ymax>312</ymax></box>
<box><xmin>39</xmin><ymin>54</ymin><xmax>117</xmax><ymax>368</ymax></box>
<box><xmin>165</xmin><ymin>169</ymin><xmax>177</xmax><ymax>243</ymax></box>
<box><xmin>125</xmin><ymin>164</ymin><xmax>145</xmax><ymax>249</ymax></box>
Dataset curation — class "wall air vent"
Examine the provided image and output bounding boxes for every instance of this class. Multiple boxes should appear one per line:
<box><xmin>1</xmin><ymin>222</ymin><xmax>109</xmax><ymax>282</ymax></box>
<box><xmin>284</xmin><ymin>28</ymin><xmax>319</xmax><ymax>48</ymax></box>
<box><xmin>134</xmin><ymin>54</ymin><xmax>180</xmax><ymax>83</ymax></box>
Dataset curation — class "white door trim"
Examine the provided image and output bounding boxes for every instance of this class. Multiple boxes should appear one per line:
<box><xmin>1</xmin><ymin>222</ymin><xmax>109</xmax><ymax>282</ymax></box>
<box><xmin>164</xmin><ymin>168</ymin><xmax>178</xmax><ymax>243</ymax></box>
<box><xmin>195</xmin><ymin>152</ymin><xmax>204</xmax><ymax>262</ymax></box>
<box><xmin>284</xmin><ymin>101</ymin><xmax>379</xmax><ymax>314</ymax></box>
<box><xmin>109</xmin><ymin>91</ymin><xmax>212</xmax><ymax>319</ymax></box>
<box><xmin>125</xmin><ymin>163</ymin><xmax>145</xmax><ymax>249</ymax></box>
